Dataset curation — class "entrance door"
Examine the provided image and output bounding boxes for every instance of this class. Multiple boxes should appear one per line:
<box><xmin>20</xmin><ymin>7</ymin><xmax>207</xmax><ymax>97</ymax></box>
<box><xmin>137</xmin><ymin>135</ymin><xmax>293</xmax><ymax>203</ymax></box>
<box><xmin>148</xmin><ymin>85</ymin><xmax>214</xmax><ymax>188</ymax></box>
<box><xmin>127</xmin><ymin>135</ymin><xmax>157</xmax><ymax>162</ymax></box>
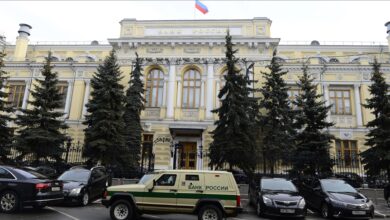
<box><xmin>179</xmin><ymin>142</ymin><xmax>197</xmax><ymax>170</ymax></box>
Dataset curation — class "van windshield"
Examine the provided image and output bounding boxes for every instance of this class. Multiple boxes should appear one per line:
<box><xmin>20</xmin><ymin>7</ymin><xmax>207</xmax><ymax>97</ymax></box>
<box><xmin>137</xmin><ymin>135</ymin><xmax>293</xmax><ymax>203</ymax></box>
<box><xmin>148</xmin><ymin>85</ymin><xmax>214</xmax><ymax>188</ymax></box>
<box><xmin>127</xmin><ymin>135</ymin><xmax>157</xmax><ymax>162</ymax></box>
<box><xmin>139</xmin><ymin>174</ymin><xmax>154</xmax><ymax>185</ymax></box>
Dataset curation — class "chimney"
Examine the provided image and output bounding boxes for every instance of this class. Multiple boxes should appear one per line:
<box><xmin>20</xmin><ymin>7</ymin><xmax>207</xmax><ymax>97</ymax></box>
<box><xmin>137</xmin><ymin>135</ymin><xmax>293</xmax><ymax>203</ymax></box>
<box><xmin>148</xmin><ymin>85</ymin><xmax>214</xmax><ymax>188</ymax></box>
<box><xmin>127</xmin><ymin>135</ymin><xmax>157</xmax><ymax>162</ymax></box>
<box><xmin>386</xmin><ymin>21</ymin><xmax>390</xmax><ymax>53</ymax></box>
<box><xmin>13</xmin><ymin>23</ymin><xmax>32</xmax><ymax>61</ymax></box>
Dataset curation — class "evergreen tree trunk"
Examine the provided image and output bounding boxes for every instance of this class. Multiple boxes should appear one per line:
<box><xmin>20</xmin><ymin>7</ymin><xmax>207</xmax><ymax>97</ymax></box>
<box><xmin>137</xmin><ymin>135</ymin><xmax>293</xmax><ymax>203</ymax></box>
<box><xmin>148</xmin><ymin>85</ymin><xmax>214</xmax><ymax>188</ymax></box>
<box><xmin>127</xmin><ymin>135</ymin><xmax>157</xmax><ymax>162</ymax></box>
<box><xmin>361</xmin><ymin>58</ymin><xmax>390</xmax><ymax>180</ymax></box>
<box><xmin>0</xmin><ymin>52</ymin><xmax>14</xmax><ymax>163</ymax></box>
<box><xmin>83</xmin><ymin>50</ymin><xmax>129</xmax><ymax>171</ymax></box>
<box><xmin>15</xmin><ymin>52</ymin><xmax>68</xmax><ymax>163</ymax></box>
<box><xmin>124</xmin><ymin>53</ymin><xmax>145</xmax><ymax>171</ymax></box>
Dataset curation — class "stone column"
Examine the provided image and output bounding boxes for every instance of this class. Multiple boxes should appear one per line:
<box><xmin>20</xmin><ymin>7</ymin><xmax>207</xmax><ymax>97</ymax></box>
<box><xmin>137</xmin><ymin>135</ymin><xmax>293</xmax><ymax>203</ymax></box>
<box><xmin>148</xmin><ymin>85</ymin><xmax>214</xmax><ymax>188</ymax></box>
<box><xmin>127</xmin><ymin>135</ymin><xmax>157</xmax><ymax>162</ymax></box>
<box><xmin>21</xmin><ymin>79</ymin><xmax>32</xmax><ymax>109</ymax></box>
<box><xmin>176</xmin><ymin>80</ymin><xmax>182</xmax><ymax>108</ymax></box>
<box><xmin>200</xmin><ymin>79</ymin><xmax>205</xmax><ymax>108</ymax></box>
<box><xmin>206</xmin><ymin>63</ymin><xmax>214</xmax><ymax>119</ymax></box>
<box><xmin>64</xmin><ymin>79</ymin><xmax>74</xmax><ymax>117</ymax></box>
<box><xmin>162</xmin><ymin>79</ymin><xmax>168</xmax><ymax>107</ymax></box>
<box><xmin>215</xmin><ymin>80</ymin><xmax>220</xmax><ymax>109</ymax></box>
<box><xmin>323</xmin><ymin>83</ymin><xmax>331</xmax><ymax>123</ymax></box>
<box><xmin>82</xmin><ymin>79</ymin><xmax>91</xmax><ymax>118</ymax></box>
<box><xmin>166</xmin><ymin>61</ymin><xmax>176</xmax><ymax>118</ymax></box>
<box><xmin>354</xmin><ymin>84</ymin><xmax>363</xmax><ymax>127</ymax></box>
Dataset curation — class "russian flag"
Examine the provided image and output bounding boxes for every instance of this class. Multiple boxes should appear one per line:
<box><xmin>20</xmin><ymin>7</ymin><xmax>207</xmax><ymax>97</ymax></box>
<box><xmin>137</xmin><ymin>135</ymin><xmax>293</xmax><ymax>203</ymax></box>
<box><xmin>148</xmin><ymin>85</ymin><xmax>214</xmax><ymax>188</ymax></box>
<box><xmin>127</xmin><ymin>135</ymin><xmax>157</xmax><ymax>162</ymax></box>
<box><xmin>195</xmin><ymin>0</ymin><xmax>208</xmax><ymax>14</ymax></box>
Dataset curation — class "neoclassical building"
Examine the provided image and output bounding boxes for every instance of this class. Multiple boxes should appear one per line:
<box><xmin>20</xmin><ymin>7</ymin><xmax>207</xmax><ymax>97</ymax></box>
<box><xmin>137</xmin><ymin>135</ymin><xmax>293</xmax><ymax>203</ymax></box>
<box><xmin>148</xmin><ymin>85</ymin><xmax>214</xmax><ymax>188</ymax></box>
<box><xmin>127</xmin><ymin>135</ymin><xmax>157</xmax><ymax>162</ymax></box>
<box><xmin>2</xmin><ymin>18</ymin><xmax>390</xmax><ymax>170</ymax></box>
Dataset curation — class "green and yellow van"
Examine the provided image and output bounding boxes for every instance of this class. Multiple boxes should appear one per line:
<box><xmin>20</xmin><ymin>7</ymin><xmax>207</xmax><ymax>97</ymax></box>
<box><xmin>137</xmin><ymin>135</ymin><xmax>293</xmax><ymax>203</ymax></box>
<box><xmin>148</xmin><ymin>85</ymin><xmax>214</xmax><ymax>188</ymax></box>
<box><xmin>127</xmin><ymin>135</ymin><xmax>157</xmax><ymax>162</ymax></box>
<box><xmin>102</xmin><ymin>170</ymin><xmax>242</xmax><ymax>220</ymax></box>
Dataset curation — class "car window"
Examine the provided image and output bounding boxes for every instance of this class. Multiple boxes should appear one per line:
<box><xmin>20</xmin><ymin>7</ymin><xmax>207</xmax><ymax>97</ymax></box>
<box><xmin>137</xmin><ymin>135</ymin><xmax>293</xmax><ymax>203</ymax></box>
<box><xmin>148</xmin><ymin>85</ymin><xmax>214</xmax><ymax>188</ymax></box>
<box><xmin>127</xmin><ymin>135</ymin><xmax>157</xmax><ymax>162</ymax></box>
<box><xmin>185</xmin><ymin>175</ymin><xmax>199</xmax><ymax>181</ymax></box>
<box><xmin>261</xmin><ymin>179</ymin><xmax>297</xmax><ymax>192</ymax></box>
<box><xmin>139</xmin><ymin>174</ymin><xmax>154</xmax><ymax>185</ymax></box>
<box><xmin>13</xmin><ymin>168</ymin><xmax>47</xmax><ymax>179</ymax></box>
<box><xmin>321</xmin><ymin>179</ymin><xmax>357</xmax><ymax>193</ymax></box>
<box><xmin>58</xmin><ymin>170</ymin><xmax>91</xmax><ymax>183</ymax></box>
<box><xmin>0</xmin><ymin>168</ymin><xmax>15</xmax><ymax>179</ymax></box>
<box><xmin>156</xmin><ymin>174</ymin><xmax>177</xmax><ymax>186</ymax></box>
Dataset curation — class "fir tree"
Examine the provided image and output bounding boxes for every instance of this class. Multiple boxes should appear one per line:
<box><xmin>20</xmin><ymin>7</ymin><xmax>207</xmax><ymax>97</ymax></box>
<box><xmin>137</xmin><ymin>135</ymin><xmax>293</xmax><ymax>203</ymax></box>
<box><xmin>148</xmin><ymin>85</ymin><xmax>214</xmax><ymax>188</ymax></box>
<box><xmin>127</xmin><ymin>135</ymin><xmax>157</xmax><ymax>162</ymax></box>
<box><xmin>209</xmin><ymin>31</ymin><xmax>257</xmax><ymax>173</ymax></box>
<box><xmin>0</xmin><ymin>52</ymin><xmax>14</xmax><ymax>163</ymax></box>
<box><xmin>83</xmin><ymin>50</ymin><xmax>129</xmax><ymax>167</ymax></box>
<box><xmin>15</xmin><ymin>52</ymin><xmax>68</xmax><ymax>164</ymax></box>
<box><xmin>361</xmin><ymin>59</ymin><xmax>390</xmax><ymax>181</ymax></box>
<box><xmin>259</xmin><ymin>50</ymin><xmax>295</xmax><ymax>174</ymax></box>
<box><xmin>293</xmin><ymin>64</ymin><xmax>334</xmax><ymax>176</ymax></box>
<box><xmin>123</xmin><ymin>53</ymin><xmax>145</xmax><ymax>170</ymax></box>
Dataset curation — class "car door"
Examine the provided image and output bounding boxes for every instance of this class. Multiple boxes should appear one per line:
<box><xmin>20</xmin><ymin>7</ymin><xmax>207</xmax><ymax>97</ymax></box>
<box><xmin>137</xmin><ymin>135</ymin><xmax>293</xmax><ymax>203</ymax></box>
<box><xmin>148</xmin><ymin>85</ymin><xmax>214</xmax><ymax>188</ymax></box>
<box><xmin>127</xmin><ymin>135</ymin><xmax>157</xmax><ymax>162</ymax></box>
<box><xmin>177</xmin><ymin>173</ymin><xmax>205</xmax><ymax>213</ymax></box>
<box><xmin>89</xmin><ymin>169</ymin><xmax>101</xmax><ymax>199</ymax></box>
<box><xmin>0</xmin><ymin>168</ymin><xmax>16</xmax><ymax>192</ymax></box>
<box><xmin>142</xmin><ymin>173</ymin><xmax>178</xmax><ymax>212</ymax></box>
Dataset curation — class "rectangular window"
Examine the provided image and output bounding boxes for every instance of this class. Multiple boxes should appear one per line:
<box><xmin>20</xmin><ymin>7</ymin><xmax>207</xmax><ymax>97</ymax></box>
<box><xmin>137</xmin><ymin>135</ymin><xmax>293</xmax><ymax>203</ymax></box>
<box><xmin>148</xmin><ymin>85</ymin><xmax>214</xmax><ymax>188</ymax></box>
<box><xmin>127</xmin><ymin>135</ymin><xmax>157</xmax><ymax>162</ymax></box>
<box><xmin>8</xmin><ymin>82</ymin><xmax>26</xmax><ymax>108</ymax></box>
<box><xmin>56</xmin><ymin>83</ymin><xmax>68</xmax><ymax>109</ymax></box>
<box><xmin>185</xmin><ymin>175</ymin><xmax>199</xmax><ymax>181</ymax></box>
<box><xmin>335</xmin><ymin>140</ymin><xmax>359</xmax><ymax>168</ymax></box>
<box><xmin>287</xmin><ymin>88</ymin><xmax>300</xmax><ymax>110</ymax></box>
<box><xmin>329</xmin><ymin>89</ymin><xmax>352</xmax><ymax>115</ymax></box>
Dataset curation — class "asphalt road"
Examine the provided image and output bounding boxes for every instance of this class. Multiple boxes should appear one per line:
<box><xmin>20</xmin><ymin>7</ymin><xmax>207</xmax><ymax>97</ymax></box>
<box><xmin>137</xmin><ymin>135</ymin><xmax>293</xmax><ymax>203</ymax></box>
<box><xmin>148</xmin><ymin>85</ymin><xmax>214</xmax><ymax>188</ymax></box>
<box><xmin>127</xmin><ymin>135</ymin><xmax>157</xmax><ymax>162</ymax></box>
<box><xmin>0</xmin><ymin>185</ymin><xmax>384</xmax><ymax>220</ymax></box>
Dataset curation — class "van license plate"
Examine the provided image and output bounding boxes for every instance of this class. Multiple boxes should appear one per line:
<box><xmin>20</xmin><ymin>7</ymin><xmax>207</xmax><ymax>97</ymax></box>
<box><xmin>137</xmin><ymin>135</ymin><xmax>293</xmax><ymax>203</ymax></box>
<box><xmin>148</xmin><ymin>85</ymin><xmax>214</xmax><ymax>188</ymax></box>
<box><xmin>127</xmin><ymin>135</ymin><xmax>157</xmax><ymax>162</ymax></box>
<box><xmin>280</xmin><ymin>209</ymin><xmax>295</xmax><ymax>214</ymax></box>
<box><xmin>352</xmin><ymin>211</ymin><xmax>366</xmax><ymax>215</ymax></box>
<box><xmin>51</xmin><ymin>187</ymin><xmax>60</xmax><ymax>192</ymax></box>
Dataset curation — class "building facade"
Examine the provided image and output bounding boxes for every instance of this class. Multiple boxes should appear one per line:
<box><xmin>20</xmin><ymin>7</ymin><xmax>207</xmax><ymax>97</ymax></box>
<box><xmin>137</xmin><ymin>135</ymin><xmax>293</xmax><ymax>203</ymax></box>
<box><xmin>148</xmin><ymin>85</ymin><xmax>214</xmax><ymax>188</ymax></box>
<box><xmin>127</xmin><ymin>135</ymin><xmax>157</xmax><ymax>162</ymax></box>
<box><xmin>2</xmin><ymin>18</ymin><xmax>390</xmax><ymax>170</ymax></box>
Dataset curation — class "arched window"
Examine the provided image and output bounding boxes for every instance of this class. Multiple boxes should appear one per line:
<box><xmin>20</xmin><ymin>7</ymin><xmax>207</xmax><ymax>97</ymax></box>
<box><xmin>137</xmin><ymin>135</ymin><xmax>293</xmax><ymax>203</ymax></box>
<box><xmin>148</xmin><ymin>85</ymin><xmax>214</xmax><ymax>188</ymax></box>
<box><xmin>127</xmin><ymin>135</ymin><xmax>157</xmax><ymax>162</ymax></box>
<box><xmin>145</xmin><ymin>69</ymin><xmax>164</xmax><ymax>107</ymax></box>
<box><xmin>182</xmin><ymin>69</ymin><xmax>201</xmax><ymax>108</ymax></box>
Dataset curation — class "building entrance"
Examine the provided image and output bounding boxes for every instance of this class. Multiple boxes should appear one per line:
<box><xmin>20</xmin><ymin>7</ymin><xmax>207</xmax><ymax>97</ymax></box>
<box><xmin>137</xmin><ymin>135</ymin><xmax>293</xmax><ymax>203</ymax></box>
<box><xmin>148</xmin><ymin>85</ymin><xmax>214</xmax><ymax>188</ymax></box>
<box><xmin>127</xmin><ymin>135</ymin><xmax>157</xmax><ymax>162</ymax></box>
<box><xmin>179</xmin><ymin>142</ymin><xmax>197</xmax><ymax>170</ymax></box>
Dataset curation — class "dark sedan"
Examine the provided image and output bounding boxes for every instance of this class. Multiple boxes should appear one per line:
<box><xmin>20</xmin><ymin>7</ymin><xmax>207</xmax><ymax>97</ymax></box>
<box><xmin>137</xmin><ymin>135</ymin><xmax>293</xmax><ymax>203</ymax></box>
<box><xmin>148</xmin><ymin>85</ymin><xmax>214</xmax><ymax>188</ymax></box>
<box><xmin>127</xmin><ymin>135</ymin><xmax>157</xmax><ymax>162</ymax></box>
<box><xmin>58</xmin><ymin>166</ymin><xmax>108</xmax><ymax>206</ymax></box>
<box><xmin>0</xmin><ymin>165</ymin><xmax>63</xmax><ymax>213</ymax></box>
<box><xmin>248</xmin><ymin>177</ymin><xmax>307</xmax><ymax>218</ymax></box>
<box><xmin>299</xmin><ymin>178</ymin><xmax>374</xmax><ymax>219</ymax></box>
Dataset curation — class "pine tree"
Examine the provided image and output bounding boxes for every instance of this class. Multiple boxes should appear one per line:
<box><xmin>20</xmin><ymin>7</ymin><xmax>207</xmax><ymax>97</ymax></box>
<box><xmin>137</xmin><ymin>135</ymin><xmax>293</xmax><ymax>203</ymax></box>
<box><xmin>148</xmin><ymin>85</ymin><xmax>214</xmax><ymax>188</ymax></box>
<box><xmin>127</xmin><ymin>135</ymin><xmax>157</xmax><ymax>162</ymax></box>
<box><xmin>361</xmin><ymin>59</ymin><xmax>390</xmax><ymax>181</ymax></box>
<box><xmin>83</xmin><ymin>50</ymin><xmax>129</xmax><ymax>168</ymax></box>
<box><xmin>0</xmin><ymin>52</ymin><xmax>14</xmax><ymax>163</ymax></box>
<box><xmin>293</xmin><ymin>64</ymin><xmax>334</xmax><ymax>176</ymax></box>
<box><xmin>209</xmin><ymin>31</ymin><xmax>257</xmax><ymax>173</ymax></box>
<box><xmin>259</xmin><ymin>50</ymin><xmax>295</xmax><ymax>174</ymax></box>
<box><xmin>123</xmin><ymin>53</ymin><xmax>145</xmax><ymax>170</ymax></box>
<box><xmin>15</xmin><ymin>52</ymin><xmax>68</xmax><ymax>164</ymax></box>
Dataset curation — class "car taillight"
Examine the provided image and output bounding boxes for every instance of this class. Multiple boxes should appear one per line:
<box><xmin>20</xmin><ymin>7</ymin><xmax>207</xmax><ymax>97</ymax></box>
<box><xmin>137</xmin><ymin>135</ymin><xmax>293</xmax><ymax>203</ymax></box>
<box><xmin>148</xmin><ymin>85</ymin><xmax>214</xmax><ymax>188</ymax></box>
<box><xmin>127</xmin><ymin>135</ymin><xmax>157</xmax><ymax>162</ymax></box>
<box><xmin>36</xmin><ymin>183</ymin><xmax>51</xmax><ymax>190</ymax></box>
<box><xmin>236</xmin><ymin>195</ymin><xmax>241</xmax><ymax>207</ymax></box>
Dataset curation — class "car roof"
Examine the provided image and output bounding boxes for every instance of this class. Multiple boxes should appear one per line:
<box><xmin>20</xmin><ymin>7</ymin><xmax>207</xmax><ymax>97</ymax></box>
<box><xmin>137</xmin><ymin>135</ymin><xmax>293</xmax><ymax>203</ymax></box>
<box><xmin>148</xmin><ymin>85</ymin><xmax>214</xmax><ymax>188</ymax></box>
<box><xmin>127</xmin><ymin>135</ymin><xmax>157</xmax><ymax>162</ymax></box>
<box><xmin>152</xmin><ymin>170</ymin><xmax>231</xmax><ymax>174</ymax></box>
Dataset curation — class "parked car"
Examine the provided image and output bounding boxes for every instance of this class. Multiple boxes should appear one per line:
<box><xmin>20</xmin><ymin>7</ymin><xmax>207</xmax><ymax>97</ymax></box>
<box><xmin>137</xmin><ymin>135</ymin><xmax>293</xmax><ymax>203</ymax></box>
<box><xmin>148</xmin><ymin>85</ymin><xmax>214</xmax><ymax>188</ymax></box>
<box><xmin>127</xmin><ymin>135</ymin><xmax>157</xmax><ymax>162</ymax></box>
<box><xmin>0</xmin><ymin>165</ymin><xmax>63</xmax><ymax>213</ymax></box>
<box><xmin>298</xmin><ymin>178</ymin><xmax>374</xmax><ymax>219</ymax></box>
<box><xmin>224</xmin><ymin>169</ymin><xmax>248</xmax><ymax>184</ymax></box>
<box><xmin>57</xmin><ymin>166</ymin><xmax>109</xmax><ymax>206</ymax></box>
<box><xmin>102</xmin><ymin>170</ymin><xmax>242</xmax><ymax>220</ymax></box>
<box><xmin>335</xmin><ymin>172</ymin><xmax>364</xmax><ymax>188</ymax></box>
<box><xmin>23</xmin><ymin>166</ymin><xmax>58</xmax><ymax>179</ymax></box>
<box><xmin>248</xmin><ymin>177</ymin><xmax>306</xmax><ymax>218</ymax></box>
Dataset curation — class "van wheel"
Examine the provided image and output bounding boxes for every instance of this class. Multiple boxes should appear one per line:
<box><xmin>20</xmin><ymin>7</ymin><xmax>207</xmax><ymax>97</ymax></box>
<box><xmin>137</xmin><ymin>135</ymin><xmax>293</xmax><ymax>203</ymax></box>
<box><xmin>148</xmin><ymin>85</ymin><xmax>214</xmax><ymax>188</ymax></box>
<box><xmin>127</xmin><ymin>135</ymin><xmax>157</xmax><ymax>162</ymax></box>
<box><xmin>110</xmin><ymin>200</ymin><xmax>133</xmax><ymax>220</ymax></box>
<box><xmin>0</xmin><ymin>190</ymin><xmax>19</xmax><ymax>213</ymax></box>
<box><xmin>198</xmin><ymin>204</ymin><xmax>223</xmax><ymax>220</ymax></box>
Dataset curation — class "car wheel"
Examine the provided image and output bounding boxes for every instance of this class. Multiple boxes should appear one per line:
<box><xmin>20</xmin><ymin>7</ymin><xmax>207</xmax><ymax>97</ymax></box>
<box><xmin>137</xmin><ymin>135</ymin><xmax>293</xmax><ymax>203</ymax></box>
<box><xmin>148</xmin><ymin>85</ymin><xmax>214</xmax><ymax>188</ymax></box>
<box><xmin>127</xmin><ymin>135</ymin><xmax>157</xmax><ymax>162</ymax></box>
<box><xmin>321</xmin><ymin>203</ymin><xmax>331</xmax><ymax>219</ymax></box>
<box><xmin>256</xmin><ymin>201</ymin><xmax>263</xmax><ymax>217</ymax></box>
<box><xmin>81</xmin><ymin>192</ymin><xmax>89</xmax><ymax>206</ymax></box>
<box><xmin>110</xmin><ymin>200</ymin><xmax>133</xmax><ymax>220</ymax></box>
<box><xmin>0</xmin><ymin>190</ymin><xmax>19</xmax><ymax>213</ymax></box>
<box><xmin>198</xmin><ymin>204</ymin><xmax>223</xmax><ymax>220</ymax></box>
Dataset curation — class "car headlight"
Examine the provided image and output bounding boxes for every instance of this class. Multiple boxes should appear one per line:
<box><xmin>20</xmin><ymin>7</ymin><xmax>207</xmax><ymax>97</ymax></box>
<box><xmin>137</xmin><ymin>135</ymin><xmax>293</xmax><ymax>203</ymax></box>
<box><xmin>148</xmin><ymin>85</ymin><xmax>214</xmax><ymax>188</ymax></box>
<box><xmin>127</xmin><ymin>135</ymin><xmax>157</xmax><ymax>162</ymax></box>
<box><xmin>298</xmin><ymin>198</ymin><xmax>306</xmax><ymax>209</ymax></box>
<box><xmin>70</xmin><ymin>188</ymin><xmax>82</xmax><ymax>196</ymax></box>
<box><xmin>329</xmin><ymin>198</ymin><xmax>347</xmax><ymax>207</ymax></box>
<box><xmin>263</xmin><ymin>196</ymin><xmax>273</xmax><ymax>206</ymax></box>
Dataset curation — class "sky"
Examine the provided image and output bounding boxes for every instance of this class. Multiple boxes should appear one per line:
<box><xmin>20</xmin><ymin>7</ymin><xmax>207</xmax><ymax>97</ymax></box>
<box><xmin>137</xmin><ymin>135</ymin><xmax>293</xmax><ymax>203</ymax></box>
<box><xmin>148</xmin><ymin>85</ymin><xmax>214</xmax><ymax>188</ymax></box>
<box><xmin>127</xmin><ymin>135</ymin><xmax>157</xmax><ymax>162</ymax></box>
<box><xmin>1</xmin><ymin>1</ymin><xmax>389</xmax><ymax>44</ymax></box>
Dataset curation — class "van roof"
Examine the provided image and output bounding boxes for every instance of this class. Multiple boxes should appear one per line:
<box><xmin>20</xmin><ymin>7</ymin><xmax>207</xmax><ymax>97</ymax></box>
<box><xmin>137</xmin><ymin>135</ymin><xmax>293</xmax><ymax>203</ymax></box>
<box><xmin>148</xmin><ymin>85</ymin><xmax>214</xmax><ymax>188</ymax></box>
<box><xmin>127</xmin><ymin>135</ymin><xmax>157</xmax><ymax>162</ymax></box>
<box><xmin>152</xmin><ymin>170</ymin><xmax>231</xmax><ymax>174</ymax></box>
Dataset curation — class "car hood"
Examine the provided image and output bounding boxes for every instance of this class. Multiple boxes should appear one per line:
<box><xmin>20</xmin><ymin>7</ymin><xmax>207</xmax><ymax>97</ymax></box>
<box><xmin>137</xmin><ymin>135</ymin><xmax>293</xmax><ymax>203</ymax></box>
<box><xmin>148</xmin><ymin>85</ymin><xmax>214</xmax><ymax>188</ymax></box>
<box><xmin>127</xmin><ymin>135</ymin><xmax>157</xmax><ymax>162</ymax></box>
<box><xmin>108</xmin><ymin>184</ymin><xmax>145</xmax><ymax>192</ymax></box>
<box><xmin>263</xmin><ymin>191</ymin><xmax>302</xmax><ymax>201</ymax></box>
<box><xmin>62</xmin><ymin>181</ymin><xmax>86</xmax><ymax>191</ymax></box>
<box><xmin>328</xmin><ymin>192</ymin><xmax>368</xmax><ymax>204</ymax></box>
